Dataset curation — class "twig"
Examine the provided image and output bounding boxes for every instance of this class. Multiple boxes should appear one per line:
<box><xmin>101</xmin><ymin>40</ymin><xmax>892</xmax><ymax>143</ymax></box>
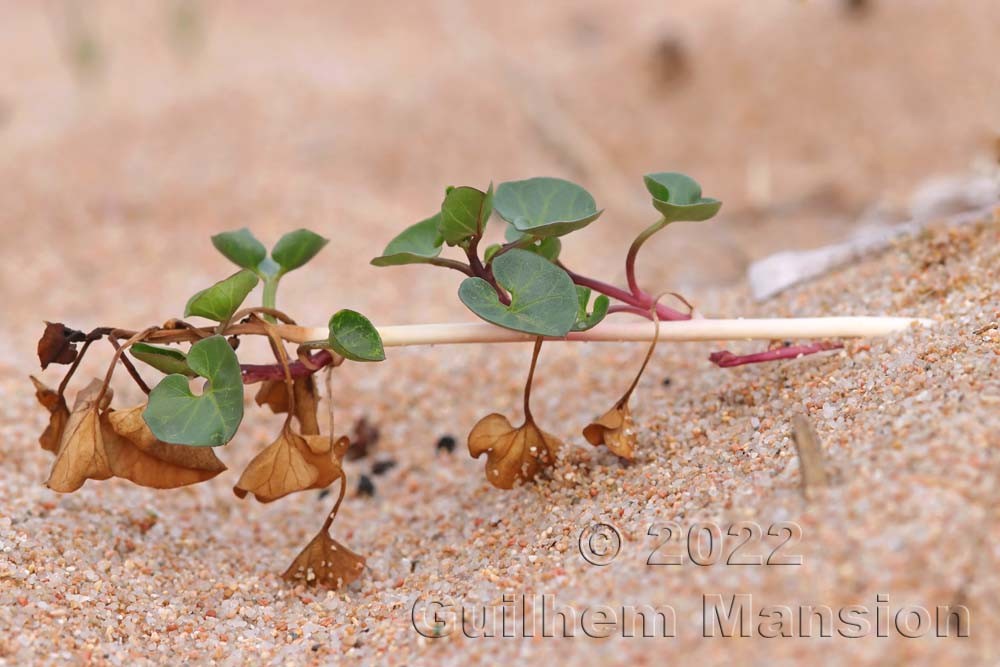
<box><xmin>791</xmin><ymin>413</ymin><xmax>828</xmax><ymax>498</ymax></box>
<box><xmin>108</xmin><ymin>338</ymin><xmax>152</xmax><ymax>394</ymax></box>
<box><xmin>278</xmin><ymin>316</ymin><xmax>934</xmax><ymax>348</ymax></box>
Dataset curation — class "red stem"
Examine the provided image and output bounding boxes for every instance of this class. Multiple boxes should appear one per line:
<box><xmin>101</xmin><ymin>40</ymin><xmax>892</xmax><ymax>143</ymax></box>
<box><xmin>560</xmin><ymin>265</ymin><xmax>690</xmax><ymax>321</ymax></box>
<box><xmin>241</xmin><ymin>350</ymin><xmax>335</xmax><ymax>383</ymax></box>
<box><xmin>708</xmin><ymin>342</ymin><xmax>843</xmax><ymax>368</ymax></box>
<box><xmin>625</xmin><ymin>242</ymin><xmax>642</xmax><ymax>298</ymax></box>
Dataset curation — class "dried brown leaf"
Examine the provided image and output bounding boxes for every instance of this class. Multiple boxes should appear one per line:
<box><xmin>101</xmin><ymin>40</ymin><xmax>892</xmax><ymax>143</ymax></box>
<box><xmin>583</xmin><ymin>402</ymin><xmax>636</xmax><ymax>461</ymax></box>
<box><xmin>282</xmin><ymin>529</ymin><xmax>365</xmax><ymax>589</ymax></box>
<box><xmin>293</xmin><ymin>375</ymin><xmax>320</xmax><ymax>435</ymax></box>
<box><xmin>31</xmin><ymin>376</ymin><xmax>69</xmax><ymax>454</ymax></box>
<box><xmin>255</xmin><ymin>375</ymin><xmax>320</xmax><ymax>435</ymax></box>
<box><xmin>254</xmin><ymin>380</ymin><xmax>289</xmax><ymax>414</ymax></box>
<box><xmin>468</xmin><ymin>413</ymin><xmax>562</xmax><ymax>489</ymax></box>
<box><xmin>37</xmin><ymin>322</ymin><xmax>85</xmax><ymax>369</ymax></box>
<box><xmin>104</xmin><ymin>406</ymin><xmax>227</xmax><ymax>489</ymax></box>
<box><xmin>582</xmin><ymin>297</ymin><xmax>663</xmax><ymax>462</ymax></box>
<box><xmin>45</xmin><ymin>379</ymin><xmax>114</xmax><ymax>492</ymax></box>
<box><xmin>233</xmin><ymin>425</ymin><xmax>346</xmax><ymax>503</ymax></box>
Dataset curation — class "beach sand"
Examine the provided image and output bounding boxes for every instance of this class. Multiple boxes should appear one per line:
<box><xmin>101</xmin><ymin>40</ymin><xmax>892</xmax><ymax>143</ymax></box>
<box><xmin>2</xmin><ymin>2</ymin><xmax>999</xmax><ymax>664</ymax></box>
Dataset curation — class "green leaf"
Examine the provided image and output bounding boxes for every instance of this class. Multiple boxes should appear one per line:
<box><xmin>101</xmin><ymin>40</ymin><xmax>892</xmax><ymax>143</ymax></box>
<box><xmin>494</xmin><ymin>177</ymin><xmax>602</xmax><ymax>238</ymax></box>
<box><xmin>271</xmin><ymin>229</ymin><xmax>329</xmax><ymax>272</ymax></box>
<box><xmin>184</xmin><ymin>269</ymin><xmax>259</xmax><ymax>322</ymax></box>
<box><xmin>439</xmin><ymin>184</ymin><xmax>493</xmax><ymax>245</ymax></box>
<box><xmin>572</xmin><ymin>287</ymin><xmax>609</xmax><ymax>331</ymax></box>
<box><xmin>143</xmin><ymin>336</ymin><xmax>245</xmax><ymax>446</ymax></box>
<box><xmin>501</xmin><ymin>227</ymin><xmax>562</xmax><ymax>262</ymax></box>
<box><xmin>328</xmin><ymin>309</ymin><xmax>385</xmax><ymax>362</ymax></box>
<box><xmin>643</xmin><ymin>172</ymin><xmax>722</xmax><ymax>222</ymax></box>
<box><xmin>211</xmin><ymin>228</ymin><xmax>267</xmax><ymax>271</ymax></box>
<box><xmin>483</xmin><ymin>243</ymin><xmax>502</xmax><ymax>263</ymax></box>
<box><xmin>130</xmin><ymin>343</ymin><xmax>194</xmax><ymax>377</ymax></box>
<box><xmin>458</xmin><ymin>249</ymin><xmax>578</xmax><ymax>337</ymax></box>
<box><xmin>370</xmin><ymin>214</ymin><xmax>444</xmax><ymax>267</ymax></box>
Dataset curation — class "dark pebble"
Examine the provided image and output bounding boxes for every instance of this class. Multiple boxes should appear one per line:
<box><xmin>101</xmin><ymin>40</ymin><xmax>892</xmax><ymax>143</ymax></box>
<box><xmin>371</xmin><ymin>459</ymin><xmax>397</xmax><ymax>476</ymax></box>
<box><xmin>662</xmin><ymin>377</ymin><xmax>672</xmax><ymax>386</ymax></box>
<box><xmin>357</xmin><ymin>474</ymin><xmax>375</xmax><ymax>497</ymax></box>
<box><xmin>436</xmin><ymin>435</ymin><xmax>456</xmax><ymax>454</ymax></box>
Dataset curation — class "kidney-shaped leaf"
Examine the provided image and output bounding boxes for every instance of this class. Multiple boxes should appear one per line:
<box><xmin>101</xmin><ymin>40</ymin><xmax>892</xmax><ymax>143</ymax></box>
<box><xmin>272</xmin><ymin>229</ymin><xmax>329</xmax><ymax>273</ymax></box>
<box><xmin>503</xmin><ymin>226</ymin><xmax>562</xmax><ymax>262</ymax></box>
<box><xmin>328</xmin><ymin>310</ymin><xmax>385</xmax><ymax>362</ymax></box>
<box><xmin>643</xmin><ymin>172</ymin><xmax>722</xmax><ymax>222</ymax></box>
<box><xmin>184</xmin><ymin>269</ymin><xmax>259</xmax><ymax>322</ymax></box>
<box><xmin>494</xmin><ymin>177</ymin><xmax>602</xmax><ymax>238</ymax></box>
<box><xmin>572</xmin><ymin>286</ymin><xmax>609</xmax><ymax>331</ymax></box>
<box><xmin>370</xmin><ymin>213</ymin><xmax>444</xmax><ymax>267</ymax></box>
<box><xmin>211</xmin><ymin>228</ymin><xmax>267</xmax><ymax>270</ymax></box>
<box><xmin>130</xmin><ymin>343</ymin><xmax>194</xmax><ymax>377</ymax></box>
<box><xmin>458</xmin><ymin>249</ymin><xmax>578</xmax><ymax>337</ymax></box>
<box><xmin>439</xmin><ymin>184</ymin><xmax>493</xmax><ymax>245</ymax></box>
<box><xmin>143</xmin><ymin>336</ymin><xmax>245</xmax><ymax>446</ymax></box>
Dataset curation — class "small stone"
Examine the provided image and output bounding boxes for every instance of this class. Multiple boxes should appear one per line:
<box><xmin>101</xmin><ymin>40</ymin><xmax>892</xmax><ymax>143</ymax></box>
<box><xmin>371</xmin><ymin>459</ymin><xmax>397</xmax><ymax>476</ymax></box>
<box><xmin>436</xmin><ymin>435</ymin><xmax>456</xmax><ymax>454</ymax></box>
<box><xmin>357</xmin><ymin>475</ymin><xmax>375</xmax><ymax>497</ymax></box>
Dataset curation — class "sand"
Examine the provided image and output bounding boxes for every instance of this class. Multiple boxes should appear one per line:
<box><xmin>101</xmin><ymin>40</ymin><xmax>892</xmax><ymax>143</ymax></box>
<box><xmin>2</xmin><ymin>2</ymin><xmax>1000</xmax><ymax>665</ymax></box>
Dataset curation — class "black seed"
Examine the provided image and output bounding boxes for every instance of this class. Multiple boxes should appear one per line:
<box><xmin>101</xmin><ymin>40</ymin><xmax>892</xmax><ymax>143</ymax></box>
<box><xmin>311</xmin><ymin>644</ymin><xmax>321</xmax><ymax>652</ymax></box>
<box><xmin>317</xmin><ymin>488</ymin><xmax>331</xmax><ymax>500</ymax></box>
<box><xmin>436</xmin><ymin>435</ymin><xmax>456</xmax><ymax>453</ymax></box>
<box><xmin>371</xmin><ymin>459</ymin><xmax>397</xmax><ymax>476</ymax></box>
<box><xmin>662</xmin><ymin>377</ymin><xmax>672</xmax><ymax>386</ymax></box>
<box><xmin>357</xmin><ymin>474</ymin><xmax>375</xmax><ymax>497</ymax></box>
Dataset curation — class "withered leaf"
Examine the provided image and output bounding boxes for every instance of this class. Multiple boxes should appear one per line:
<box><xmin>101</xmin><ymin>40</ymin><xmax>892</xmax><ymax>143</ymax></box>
<box><xmin>45</xmin><ymin>379</ymin><xmax>114</xmax><ymax>492</ymax></box>
<box><xmin>468</xmin><ymin>413</ymin><xmax>562</xmax><ymax>489</ymax></box>
<box><xmin>583</xmin><ymin>298</ymin><xmax>662</xmax><ymax>462</ymax></box>
<box><xmin>282</xmin><ymin>529</ymin><xmax>365</xmax><ymax>589</ymax></box>
<box><xmin>583</xmin><ymin>402</ymin><xmax>636</xmax><ymax>461</ymax></box>
<box><xmin>104</xmin><ymin>406</ymin><xmax>227</xmax><ymax>489</ymax></box>
<box><xmin>31</xmin><ymin>376</ymin><xmax>69</xmax><ymax>454</ymax></box>
<box><xmin>254</xmin><ymin>375</ymin><xmax>320</xmax><ymax>435</ymax></box>
<box><xmin>293</xmin><ymin>374</ymin><xmax>320</xmax><ymax>435</ymax></box>
<box><xmin>234</xmin><ymin>425</ymin><xmax>347</xmax><ymax>503</ymax></box>
<box><xmin>37</xmin><ymin>322</ymin><xmax>85</xmax><ymax>369</ymax></box>
<box><xmin>254</xmin><ymin>380</ymin><xmax>289</xmax><ymax>414</ymax></box>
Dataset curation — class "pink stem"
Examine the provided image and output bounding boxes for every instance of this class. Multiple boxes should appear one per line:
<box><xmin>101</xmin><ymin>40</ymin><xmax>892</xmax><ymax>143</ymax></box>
<box><xmin>240</xmin><ymin>350</ymin><xmax>334</xmax><ymax>383</ymax></box>
<box><xmin>708</xmin><ymin>342</ymin><xmax>843</xmax><ymax>368</ymax></box>
<box><xmin>560</xmin><ymin>266</ymin><xmax>690</xmax><ymax>321</ymax></box>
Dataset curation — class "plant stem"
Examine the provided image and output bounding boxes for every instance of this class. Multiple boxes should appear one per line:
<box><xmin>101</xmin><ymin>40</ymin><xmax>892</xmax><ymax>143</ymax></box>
<box><xmin>522</xmin><ymin>338</ymin><xmax>543</xmax><ymax>422</ymax></box>
<box><xmin>262</xmin><ymin>276</ymin><xmax>279</xmax><ymax>311</ymax></box>
<box><xmin>466</xmin><ymin>236</ymin><xmax>510</xmax><ymax>305</ymax></box>
<box><xmin>260</xmin><ymin>274</ymin><xmax>284</xmax><ymax>325</ymax></box>
<box><xmin>241</xmin><ymin>350</ymin><xmax>336</xmax><ymax>383</ymax></box>
<box><xmin>624</xmin><ymin>223</ymin><xmax>660</xmax><ymax>298</ymax></box>
<box><xmin>559</xmin><ymin>263</ymin><xmax>689</xmax><ymax>321</ymax></box>
<box><xmin>428</xmin><ymin>257</ymin><xmax>474</xmax><ymax>276</ymax></box>
<box><xmin>709</xmin><ymin>342</ymin><xmax>844</xmax><ymax>368</ymax></box>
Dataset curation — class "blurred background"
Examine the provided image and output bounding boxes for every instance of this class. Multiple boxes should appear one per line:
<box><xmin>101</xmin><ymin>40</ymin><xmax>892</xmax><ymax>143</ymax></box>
<box><xmin>2</xmin><ymin>0</ymin><xmax>999</xmax><ymax>354</ymax></box>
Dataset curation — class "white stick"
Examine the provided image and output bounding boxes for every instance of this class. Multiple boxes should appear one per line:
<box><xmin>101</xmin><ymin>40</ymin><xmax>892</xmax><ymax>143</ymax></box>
<box><xmin>277</xmin><ymin>316</ymin><xmax>934</xmax><ymax>348</ymax></box>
